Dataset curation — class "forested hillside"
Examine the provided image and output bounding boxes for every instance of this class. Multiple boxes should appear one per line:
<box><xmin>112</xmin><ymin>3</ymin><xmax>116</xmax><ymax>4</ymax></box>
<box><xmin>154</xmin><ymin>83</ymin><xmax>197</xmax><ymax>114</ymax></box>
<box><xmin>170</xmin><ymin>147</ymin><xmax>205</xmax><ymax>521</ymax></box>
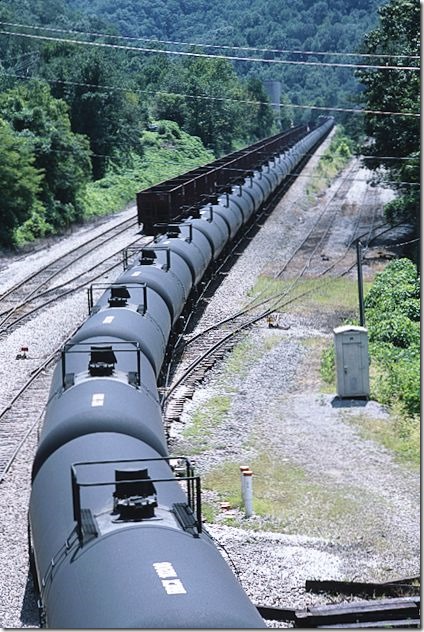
<box><xmin>65</xmin><ymin>0</ymin><xmax>384</xmax><ymax>121</ymax></box>
<box><xmin>0</xmin><ymin>0</ymin><xmax>418</xmax><ymax>250</ymax></box>
<box><xmin>0</xmin><ymin>0</ymin><xmax>276</xmax><ymax>247</ymax></box>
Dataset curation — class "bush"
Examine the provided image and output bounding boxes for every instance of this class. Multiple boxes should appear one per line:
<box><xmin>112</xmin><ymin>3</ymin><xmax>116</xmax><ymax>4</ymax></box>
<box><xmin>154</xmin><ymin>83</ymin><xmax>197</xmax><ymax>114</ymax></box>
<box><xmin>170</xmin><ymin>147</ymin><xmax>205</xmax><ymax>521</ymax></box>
<box><xmin>365</xmin><ymin>259</ymin><xmax>420</xmax><ymax>418</ymax></box>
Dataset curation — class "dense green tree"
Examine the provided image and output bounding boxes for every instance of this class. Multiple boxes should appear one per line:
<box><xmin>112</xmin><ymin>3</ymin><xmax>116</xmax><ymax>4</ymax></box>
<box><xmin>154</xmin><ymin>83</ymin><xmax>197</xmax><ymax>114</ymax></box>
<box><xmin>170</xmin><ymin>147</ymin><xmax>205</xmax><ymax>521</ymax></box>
<box><xmin>148</xmin><ymin>55</ymin><xmax>274</xmax><ymax>153</ymax></box>
<box><xmin>40</xmin><ymin>47</ymin><xmax>148</xmax><ymax>179</ymax></box>
<box><xmin>0</xmin><ymin>81</ymin><xmax>91</xmax><ymax>231</ymax></box>
<box><xmin>66</xmin><ymin>0</ymin><xmax>384</xmax><ymax>122</ymax></box>
<box><xmin>0</xmin><ymin>119</ymin><xmax>43</xmax><ymax>247</ymax></box>
<box><xmin>356</xmin><ymin>0</ymin><xmax>419</xmax><ymax>232</ymax></box>
<box><xmin>243</xmin><ymin>77</ymin><xmax>275</xmax><ymax>140</ymax></box>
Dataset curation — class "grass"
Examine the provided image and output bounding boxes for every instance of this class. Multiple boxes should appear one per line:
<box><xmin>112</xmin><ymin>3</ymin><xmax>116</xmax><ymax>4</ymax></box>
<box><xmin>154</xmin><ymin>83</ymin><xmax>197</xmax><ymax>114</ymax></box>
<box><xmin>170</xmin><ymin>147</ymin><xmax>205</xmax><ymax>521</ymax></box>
<box><xmin>219</xmin><ymin>334</ymin><xmax>282</xmax><ymax>384</ymax></box>
<box><xmin>247</xmin><ymin>275</ymin><xmax>371</xmax><ymax>315</ymax></box>
<box><xmin>83</xmin><ymin>122</ymin><xmax>214</xmax><ymax>219</ymax></box>
<box><xmin>181</xmin><ymin>334</ymin><xmax>286</xmax><ymax>456</ymax></box>
<box><xmin>346</xmin><ymin>412</ymin><xmax>420</xmax><ymax>468</ymax></box>
<box><xmin>181</xmin><ymin>395</ymin><xmax>231</xmax><ymax>454</ymax></box>
<box><xmin>305</xmin><ymin>129</ymin><xmax>354</xmax><ymax>202</ymax></box>
<box><xmin>202</xmin><ymin>452</ymin><xmax>362</xmax><ymax>536</ymax></box>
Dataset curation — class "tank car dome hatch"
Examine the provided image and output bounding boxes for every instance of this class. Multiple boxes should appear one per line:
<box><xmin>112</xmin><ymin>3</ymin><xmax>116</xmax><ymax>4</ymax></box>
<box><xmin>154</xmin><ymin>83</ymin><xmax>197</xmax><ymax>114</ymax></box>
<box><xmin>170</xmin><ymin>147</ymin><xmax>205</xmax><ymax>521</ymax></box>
<box><xmin>113</xmin><ymin>468</ymin><xmax>158</xmax><ymax>521</ymax></box>
<box><xmin>88</xmin><ymin>346</ymin><xmax>117</xmax><ymax>377</ymax></box>
<box><xmin>92</xmin><ymin>281</ymin><xmax>172</xmax><ymax>340</ymax></box>
<box><xmin>107</xmin><ymin>285</ymin><xmax>130</xmax><ymax>308</ymax></box>
<box><xmin>50</xmin><ymin>336</ymin><xmax>159</xmax><ymax>404</ymax></box>
<box><xmin>117</xmin><ymin>249</ymin><xmax>191</xmax><ymax>325</ymax></box>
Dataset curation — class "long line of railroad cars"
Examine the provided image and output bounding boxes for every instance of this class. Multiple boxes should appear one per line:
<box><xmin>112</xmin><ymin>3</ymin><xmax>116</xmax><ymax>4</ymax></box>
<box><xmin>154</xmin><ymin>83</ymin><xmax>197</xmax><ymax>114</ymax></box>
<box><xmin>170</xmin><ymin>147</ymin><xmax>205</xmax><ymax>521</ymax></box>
<box><xmin>29</xmin><ymin>117</ymin><xmax>334</xmax><ymax>628</ymax></box>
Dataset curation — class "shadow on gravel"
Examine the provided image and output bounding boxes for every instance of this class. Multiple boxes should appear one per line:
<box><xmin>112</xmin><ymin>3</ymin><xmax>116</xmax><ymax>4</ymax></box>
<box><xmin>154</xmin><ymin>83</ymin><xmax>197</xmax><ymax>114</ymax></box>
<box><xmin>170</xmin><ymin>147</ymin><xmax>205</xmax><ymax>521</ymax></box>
<box><xmin>20</xmin><ymin>572</ymin><xmax>39</xmax><ymax>627</ymax></box>
<box><xmin>331</xmin><ymin>396</ymin><xmax>368</xmax><ymax>409</ymax></box>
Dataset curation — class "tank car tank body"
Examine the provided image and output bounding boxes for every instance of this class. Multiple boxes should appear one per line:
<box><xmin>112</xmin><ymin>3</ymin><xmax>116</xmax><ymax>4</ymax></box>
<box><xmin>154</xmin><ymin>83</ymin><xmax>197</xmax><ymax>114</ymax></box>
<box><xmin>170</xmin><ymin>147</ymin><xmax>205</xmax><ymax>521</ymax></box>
<box><xmin>29</xmin><ymin>118</ymin><xmax>334</xmax><ymax>628</ymax></box>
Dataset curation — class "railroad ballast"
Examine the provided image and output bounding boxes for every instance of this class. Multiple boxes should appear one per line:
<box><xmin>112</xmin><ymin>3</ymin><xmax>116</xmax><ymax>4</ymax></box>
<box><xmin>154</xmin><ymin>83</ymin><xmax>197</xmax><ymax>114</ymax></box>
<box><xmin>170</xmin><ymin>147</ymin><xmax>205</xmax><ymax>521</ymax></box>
<box><xmin>29</xmin><ymin>117</ymin><xmax>334</xmax><ymax>628</ymax></box>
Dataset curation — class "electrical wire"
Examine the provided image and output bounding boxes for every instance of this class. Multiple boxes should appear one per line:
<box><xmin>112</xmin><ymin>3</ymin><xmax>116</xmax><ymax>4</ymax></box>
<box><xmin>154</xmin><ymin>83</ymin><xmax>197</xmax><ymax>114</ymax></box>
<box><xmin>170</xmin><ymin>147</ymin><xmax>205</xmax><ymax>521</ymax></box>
<box><xmin>8</xmin><ymin>143</ymin><xmax>419</xmax><ymax>187</ymax></box>
<box><xmin>0</xmin><ymin>28</ymin><xmax>420</xmax><ymax>72</ymax></box>
<box><xmin>0</xmin><ymin>20</ymin><xmax>419</xmax><ymax>61</ymax></box>
<box><xmin>1</xmin><ymin>71</ymin><xmax>420</xmax><ymax>118</ymax></box>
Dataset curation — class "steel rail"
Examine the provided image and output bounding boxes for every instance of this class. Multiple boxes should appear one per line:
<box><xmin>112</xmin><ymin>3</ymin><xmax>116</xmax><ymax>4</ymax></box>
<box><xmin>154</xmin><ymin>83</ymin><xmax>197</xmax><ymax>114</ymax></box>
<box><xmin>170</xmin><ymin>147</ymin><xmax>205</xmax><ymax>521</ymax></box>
<box><xmin>0</xmin><ymin>215</ymin><xmax>138</xmax><ymax>305</ymax></box>
<box><xmin>0</xmin><ymin>235</ymin><xmax>151</xmax><ymax>334</ymax></box>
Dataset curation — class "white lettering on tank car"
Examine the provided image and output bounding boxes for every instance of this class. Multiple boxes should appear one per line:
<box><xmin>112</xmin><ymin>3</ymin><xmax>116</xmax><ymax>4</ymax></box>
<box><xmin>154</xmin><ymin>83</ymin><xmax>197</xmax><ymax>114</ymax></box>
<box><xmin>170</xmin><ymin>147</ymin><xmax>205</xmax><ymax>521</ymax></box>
<box><xmin>131</xmin><ymin>271</ymin><xmax>141</xmax><ymax>277</ymax></box>
<box><xmin>91</xmin><ymin>393</ymin><xmax>105</xmax><ymax>407</ymax></box>
<box><xmin>102</xmin><ymin>316</ymin><xmax>115</xmax><ymax>324</ymax></box>
<box><xmin>153</xmin><ymin>562</ymin><xmax>177</xmax><ymax>578</ymax></box>
<box><xmin>153</xmin><ymin>562</ymin><xmax>187</xmax><ymax>595</ymax></box>
<box><xmin>162</xmin><ymin>579</ymin><xmax>187</xmax><ymax>595</ymax></box>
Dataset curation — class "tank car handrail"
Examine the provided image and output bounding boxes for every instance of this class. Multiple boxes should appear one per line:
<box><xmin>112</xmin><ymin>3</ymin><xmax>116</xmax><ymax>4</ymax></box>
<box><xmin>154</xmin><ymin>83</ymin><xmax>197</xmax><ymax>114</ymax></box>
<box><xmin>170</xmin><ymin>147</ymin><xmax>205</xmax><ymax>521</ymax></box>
<box><xmin>70</xmin><ymin>457</ymin><xmax>202</xmax><ymax>542</ymax></box>
<box><xmin>154</xmin><ymin>222</ymin><xmax>194</xmax><ymax>242</ymax></box>
<box><xmin>123</xmin><ymin>244</ymin><xmax>172</xmax><ymax>271</ymax></box>
<box><xmin>61</xmin><ymin>340</ymin><xmax>142</xmax><ymax>389</ymax></box>
<box><xmin>87</xmin><ymin>282</ymin><xmax>148</xmax><ymax>315</ymax></box>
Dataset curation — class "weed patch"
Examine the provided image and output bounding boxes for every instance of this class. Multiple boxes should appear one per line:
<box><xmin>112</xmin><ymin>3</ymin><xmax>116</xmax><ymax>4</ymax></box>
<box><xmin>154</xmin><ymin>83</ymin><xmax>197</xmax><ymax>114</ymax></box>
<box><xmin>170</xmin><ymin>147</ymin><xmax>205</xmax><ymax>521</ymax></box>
<box><xmin>203</xmin><ymin>453</ymin><xmax>361</xmax><ymax>536</ymax></box>
<box><xmin>248</xmin><ymin>276</ymin><xmax>369</xmax><ymax>316</ymax></box>
<box><xmin>182</xmin><ymin>395</ymin><xmax>231</xmax><ymax>454</ymax></box>
<box><xmin>347</xmin><ymin>412</ymin><xmax>420</xmax><ymax>467</ymax></box>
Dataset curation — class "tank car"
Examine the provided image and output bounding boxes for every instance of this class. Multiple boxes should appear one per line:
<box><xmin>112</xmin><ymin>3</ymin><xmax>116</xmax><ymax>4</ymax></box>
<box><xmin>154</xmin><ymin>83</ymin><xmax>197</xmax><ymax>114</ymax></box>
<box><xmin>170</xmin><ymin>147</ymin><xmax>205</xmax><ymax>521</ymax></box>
<box><xmin>29</xmin><ymin>118</ymin><xmax>334</xmax><ymax>628</ymax></box>
<box><xmin>155</xmin><ymin>223</ymin><xmax>213</xmax><ymax>287</ymax></box>
<box><xmin>118</xmin><ymin>246</ymin><xmax>192</xmax><ymax>325</ymax></box>
<box><xmin>31</xmin><ymin>447</ymin><xmax>265</xmax><ymax>628</ymax></box>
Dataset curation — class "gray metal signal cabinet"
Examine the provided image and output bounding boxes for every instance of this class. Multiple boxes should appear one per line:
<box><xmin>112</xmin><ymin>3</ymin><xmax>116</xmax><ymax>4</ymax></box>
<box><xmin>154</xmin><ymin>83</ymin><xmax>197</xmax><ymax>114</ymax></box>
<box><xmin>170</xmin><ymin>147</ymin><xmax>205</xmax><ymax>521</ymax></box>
<box><xmin>334</xmin><ymin>325</ymin><xmax>370</xmax><ymax>398</ymax></box>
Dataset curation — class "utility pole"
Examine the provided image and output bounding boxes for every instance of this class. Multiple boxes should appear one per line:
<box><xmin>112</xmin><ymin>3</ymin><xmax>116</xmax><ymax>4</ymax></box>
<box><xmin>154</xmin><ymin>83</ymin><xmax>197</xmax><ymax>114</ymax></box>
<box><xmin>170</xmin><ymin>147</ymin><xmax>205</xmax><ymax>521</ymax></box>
<box><xmin>356</xmin><ymin>240</ymin><xmax>365</xmax><ymax>326</ymax></box>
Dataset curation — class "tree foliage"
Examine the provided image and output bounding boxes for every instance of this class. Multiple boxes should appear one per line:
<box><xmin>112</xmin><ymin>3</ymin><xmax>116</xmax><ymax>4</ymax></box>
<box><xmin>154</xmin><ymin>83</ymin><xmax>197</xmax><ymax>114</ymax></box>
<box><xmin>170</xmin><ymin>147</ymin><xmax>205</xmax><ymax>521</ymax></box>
<box><xmin>0</xmin><ymin>81</ymin><xmax>91</xmax><ymax>236</ymax></box>
<box><xmin>39</xmin><ymin>46</ymin><xmax>148</xmax><ymax>179</ymax></box>
<box><xmin>0</xmin><ymin>119</ymin><xmax>43</xmax><ymax>246</ymax></box>
<box><xmin>364</xmin><ymin>259</ymin><xmax>420</xmax><ymax>416</ymax></box>
<box><xmin>356</xmin><ymin>0</ymin><xmax>420</xmax><ymax>231</ymax></box>
<box><xmin>66</xmin><ymin>0</ymin><xmax>384</xmax><ymax>123</ymax></box>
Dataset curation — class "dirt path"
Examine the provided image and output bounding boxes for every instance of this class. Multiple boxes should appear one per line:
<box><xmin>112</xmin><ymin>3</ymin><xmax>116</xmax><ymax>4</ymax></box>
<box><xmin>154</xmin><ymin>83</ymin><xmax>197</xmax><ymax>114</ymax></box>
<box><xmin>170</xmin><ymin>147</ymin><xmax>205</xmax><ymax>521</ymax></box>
<box><xmin>169</xmin><ymin>148</ymin><xmax>420</xmax><ymax>615</ymax></box>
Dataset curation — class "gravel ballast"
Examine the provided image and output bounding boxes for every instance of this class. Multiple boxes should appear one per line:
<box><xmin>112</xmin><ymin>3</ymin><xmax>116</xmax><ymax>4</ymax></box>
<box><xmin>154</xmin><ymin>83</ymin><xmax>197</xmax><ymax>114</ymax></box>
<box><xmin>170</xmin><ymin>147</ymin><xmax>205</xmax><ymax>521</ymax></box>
<box><xmin>0</xmin><ymin>144</ymin><xmax>419</xmax><ymax>628</ymax></box>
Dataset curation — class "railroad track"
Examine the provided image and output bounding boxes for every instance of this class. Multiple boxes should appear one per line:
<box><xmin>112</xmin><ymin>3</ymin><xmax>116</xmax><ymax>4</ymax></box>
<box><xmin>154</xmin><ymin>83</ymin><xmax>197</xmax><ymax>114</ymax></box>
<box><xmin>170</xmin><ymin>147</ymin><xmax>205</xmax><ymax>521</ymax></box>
<box><xmin>0</xmin><ymin>349</ymin><xmax>59</xmax><ymax>482</ymax></box>
<box><xmin>0</xmin><ymin>169</ymin><xmax>295</xmax><ymax>481</ymax></box>
<box><xmin>274</xmin><ymin>161</ymin><xmax>362</xmax><ymax>280</ymax></box>
<box><xmin>256</xmin><ymin>577</ymin><xmax>421</xmax><ymax>628</ymax></box>
<box><xmin>0</xmin><ymin>217</ymin><xmax>148</xmax><ymax>481</ymax></box>
<box><xmin>0</xmin><ymin>215</ymin><xmax>138</xmax><ymax>305</ymax></box>
<box><xmin>161</xmin><ymin>163</ymin><xmax>389</xmax><ymax>431</ymax></box>
<box><xmin>0</xmin><ymin>222</ymin><xmax>149</xmax><ymax>335</ymax></box>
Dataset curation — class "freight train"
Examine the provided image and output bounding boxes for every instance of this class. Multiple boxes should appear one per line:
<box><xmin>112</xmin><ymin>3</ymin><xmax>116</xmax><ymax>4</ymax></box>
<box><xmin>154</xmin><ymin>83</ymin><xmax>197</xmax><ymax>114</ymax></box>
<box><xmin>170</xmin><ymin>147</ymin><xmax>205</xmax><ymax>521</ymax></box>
<box><xmin>29</xmin><ymin>117</ymin><xmax>334</xmax><ymax>628</ymax></box>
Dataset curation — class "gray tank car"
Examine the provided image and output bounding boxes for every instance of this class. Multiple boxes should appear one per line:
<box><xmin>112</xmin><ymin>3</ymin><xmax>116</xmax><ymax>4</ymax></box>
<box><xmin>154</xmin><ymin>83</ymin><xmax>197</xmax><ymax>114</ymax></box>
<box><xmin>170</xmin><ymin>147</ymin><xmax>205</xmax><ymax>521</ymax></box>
<box><xmin>118</xmin><ymin>247</ymin><xmax>192</xmax><ymax>324</ymax></box>
<box><xmin>156</xmin><ymin>223</ymin><xmax>212</xmax><ymax>286</ymax></box>
<box><xmin>30</xmin><ymin>444</ymin><xmax>264</xmax><ymax>628</ymax></box>
<box><xmin>29</xmin><ymin>118</ymin><xmax>335</xmax><ymax>629</ymax></box>
<box><xmin>189</xmin><ymin>207</ymin><xmax>230</xmax><ymax>260</ymax></box>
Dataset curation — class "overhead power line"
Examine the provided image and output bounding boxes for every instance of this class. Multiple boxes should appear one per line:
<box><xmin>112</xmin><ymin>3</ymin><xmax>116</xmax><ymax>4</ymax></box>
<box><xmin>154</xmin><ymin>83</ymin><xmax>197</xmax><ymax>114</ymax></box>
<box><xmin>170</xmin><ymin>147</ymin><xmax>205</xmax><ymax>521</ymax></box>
<box><xmin>0</xmin><ymin>28</ymin><xmax>420</xmax><ymax>72</ymax></box>
<box><xmin>2</xmin><ymin>71</ymin><xmax>420</xmax><ymax>119</ymax></box>
<box><xmin>0</xmin><ymin>20</ymin><xmax>419</xmax><ymax>62</ymax></box>
<box><xmin>18</xmin><ymin>140</ymin><xmax>419</xmax><ymax>187</ymax></box>
<box><xmin>10</xmin><ymin>142</ymin><xmax>419</xmax><ymax>173</ymax></box>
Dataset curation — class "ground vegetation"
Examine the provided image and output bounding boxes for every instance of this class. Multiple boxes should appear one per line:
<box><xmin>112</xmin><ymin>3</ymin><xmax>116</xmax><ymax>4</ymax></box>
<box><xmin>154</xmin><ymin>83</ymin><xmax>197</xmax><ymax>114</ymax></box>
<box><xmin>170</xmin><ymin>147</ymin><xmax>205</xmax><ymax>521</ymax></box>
<box><xmin>356</xmin><ymin>0</ymin><xmax>420</xmax><ymax>245</ymax></box>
